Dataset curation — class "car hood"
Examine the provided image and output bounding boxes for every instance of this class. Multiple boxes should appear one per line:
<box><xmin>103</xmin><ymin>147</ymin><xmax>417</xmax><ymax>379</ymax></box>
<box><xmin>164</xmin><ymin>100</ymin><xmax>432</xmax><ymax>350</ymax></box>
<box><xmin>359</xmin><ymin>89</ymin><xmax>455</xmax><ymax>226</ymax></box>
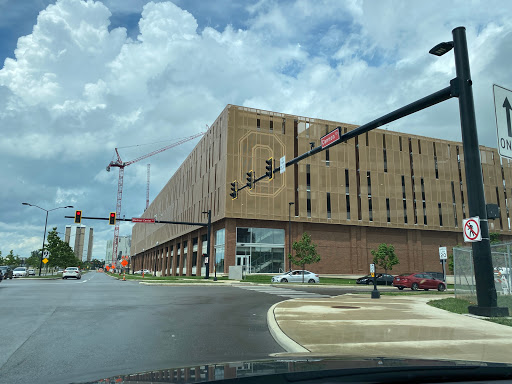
<box><xmin>76</xmin><ymin>357</ymin><xmax>512</xmax><ymax>384</ymax></box>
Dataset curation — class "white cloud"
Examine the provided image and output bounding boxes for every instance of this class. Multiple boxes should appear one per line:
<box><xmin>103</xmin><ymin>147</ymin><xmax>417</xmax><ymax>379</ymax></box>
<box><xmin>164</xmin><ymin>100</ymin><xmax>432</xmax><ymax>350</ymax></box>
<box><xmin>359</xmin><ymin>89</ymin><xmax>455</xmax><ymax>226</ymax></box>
<box><xmin>2</xmin><ymin>0</ymin><xmax>512</xmax><ymax>259</ymax></box>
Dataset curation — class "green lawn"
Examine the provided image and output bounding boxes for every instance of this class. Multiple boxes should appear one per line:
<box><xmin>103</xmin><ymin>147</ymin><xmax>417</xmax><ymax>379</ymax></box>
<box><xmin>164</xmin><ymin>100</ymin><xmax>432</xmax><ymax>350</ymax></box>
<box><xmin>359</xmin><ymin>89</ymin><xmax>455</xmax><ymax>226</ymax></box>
<box><xmin>105</xmin><ymin>272</ymin><xmax>228</xmax><ymax>281</ymax></box>
<box><xmin>241</xmin><ymin>274</ymin><xmax>357</xmax><ymax>285</ymax></box>
<box><xmin>427</xmin><ymin>296</ymin><xmax>512</xmax><ymax>327</ymax></box>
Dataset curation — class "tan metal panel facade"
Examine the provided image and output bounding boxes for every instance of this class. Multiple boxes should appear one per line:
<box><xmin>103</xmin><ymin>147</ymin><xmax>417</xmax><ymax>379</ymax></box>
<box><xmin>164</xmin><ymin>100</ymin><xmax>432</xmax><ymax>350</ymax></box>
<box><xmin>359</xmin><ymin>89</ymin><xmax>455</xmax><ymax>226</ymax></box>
<box><xmin>131</xmin><ymin>104</ymin><xmax>512</xmax><ymax>275</ymax></box>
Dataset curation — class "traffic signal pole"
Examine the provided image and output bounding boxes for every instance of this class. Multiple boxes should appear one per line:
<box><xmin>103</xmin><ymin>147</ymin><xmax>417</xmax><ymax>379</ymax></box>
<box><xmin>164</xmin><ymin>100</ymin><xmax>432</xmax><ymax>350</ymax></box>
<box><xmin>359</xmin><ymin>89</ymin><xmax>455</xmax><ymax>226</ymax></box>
<box><xmin>452</xmin><ymin>27</ymin><xmax>507</xmax><ymax>316</ymax></box>
<box><xmin>232</xmin><ymin>27</ymin><xmax>508</xmax><ymax>317</ymax></box>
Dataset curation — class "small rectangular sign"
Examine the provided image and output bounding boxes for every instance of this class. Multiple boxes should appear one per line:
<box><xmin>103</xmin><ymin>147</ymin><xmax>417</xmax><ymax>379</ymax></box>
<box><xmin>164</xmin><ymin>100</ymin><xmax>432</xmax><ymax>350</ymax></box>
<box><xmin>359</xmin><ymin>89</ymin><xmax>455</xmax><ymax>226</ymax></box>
<box><xmin>370</xmin><ymin>263</ymin><xmax>375</xmax><ymax>273</ymax></box>
<box><xmin>321</xmin><ymin>127</ymin><xmax>341</xmax><ymax>149</ymax></box>
<box><xmin>439</xmin><ymin>246</ymin><xmax>447</xmax><ymax>260</ymax></box>
<box><xmin>132</xmin><ymin>218</ymin><xmax>156</xmax><ymax>223</ymax></box>
<box><xmin>280</xmin><ymin>156</ymin><xmax>286</xmax><ymax>174</ymax></box>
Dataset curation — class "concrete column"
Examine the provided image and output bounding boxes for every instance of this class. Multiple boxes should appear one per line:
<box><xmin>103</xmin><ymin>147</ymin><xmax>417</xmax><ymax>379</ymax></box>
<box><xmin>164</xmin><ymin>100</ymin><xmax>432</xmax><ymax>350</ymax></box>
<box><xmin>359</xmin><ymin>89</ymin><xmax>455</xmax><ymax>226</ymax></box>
<box><xmin>171</xmin><ymin>242</ymin><xmax>178</xmax><ymax>276</ymax></box>
<box><xmin>186</xmin><ymin>233</ymin><xmax>193</xmax><ymax>276</ymax></box>
<box><xmin>196</xmin><ymin>231</ymin><xmax>202</xmax><ymax>277</ymax></box>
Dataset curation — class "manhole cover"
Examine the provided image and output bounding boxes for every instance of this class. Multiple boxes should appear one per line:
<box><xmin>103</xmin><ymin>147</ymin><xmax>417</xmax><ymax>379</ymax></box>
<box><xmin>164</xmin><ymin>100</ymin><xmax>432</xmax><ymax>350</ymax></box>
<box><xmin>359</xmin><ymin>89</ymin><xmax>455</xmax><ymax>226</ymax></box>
<box><xmin>331</xmin><ymin>305</ymin><xmax>360</xmax><ymax>309</ymax></box>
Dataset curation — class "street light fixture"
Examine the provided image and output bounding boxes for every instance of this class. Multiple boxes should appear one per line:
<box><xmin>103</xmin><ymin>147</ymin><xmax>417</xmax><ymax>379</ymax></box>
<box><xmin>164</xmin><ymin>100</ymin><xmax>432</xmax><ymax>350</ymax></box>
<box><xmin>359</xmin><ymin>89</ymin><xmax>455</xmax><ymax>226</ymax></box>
<box><xmin>288</xmin><ymin>202</ymin><xmax>294</xmax><ymax>271</ymax></box>
<box><xmin>21</xmin><ymin>203</ymin><xmax>74</xmax><ymax>276</ymax></box>
<box><xmin>428</xmin><ymin>41</ymin><xmax>454</xmax><ymax>56</ymax></box>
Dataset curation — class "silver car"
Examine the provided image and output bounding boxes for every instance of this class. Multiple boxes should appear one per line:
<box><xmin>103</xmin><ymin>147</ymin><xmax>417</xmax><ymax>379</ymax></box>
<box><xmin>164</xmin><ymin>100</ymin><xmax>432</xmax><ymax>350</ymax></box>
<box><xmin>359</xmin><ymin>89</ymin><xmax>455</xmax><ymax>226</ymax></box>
<box><xmin>271</xmin><ymin>270</ymin><xmax>320</xmax><ymax>283</ymax></box>
<box><xmin>13</xmin><ymin>267</ymin><xmax>27</xmax><ymax>277</ymax></box>
<box><xmin>62</xmin><ymin>267</ymin><xmax>81</xmax><ymax>280</ymax></box>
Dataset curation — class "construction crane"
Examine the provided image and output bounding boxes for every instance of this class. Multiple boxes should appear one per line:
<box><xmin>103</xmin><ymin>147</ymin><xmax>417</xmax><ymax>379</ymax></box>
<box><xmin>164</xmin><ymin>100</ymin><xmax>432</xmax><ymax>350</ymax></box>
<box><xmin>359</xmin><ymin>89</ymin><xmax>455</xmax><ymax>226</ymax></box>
<box><xmin>146</xmin><ymin>164</ymin><xmax>150</xmax><ymax>211</ymax></box>
<box><xmin>106</xmin><ymin>132</ymin><xmax>205</xmax><ymax>266</ymax></box>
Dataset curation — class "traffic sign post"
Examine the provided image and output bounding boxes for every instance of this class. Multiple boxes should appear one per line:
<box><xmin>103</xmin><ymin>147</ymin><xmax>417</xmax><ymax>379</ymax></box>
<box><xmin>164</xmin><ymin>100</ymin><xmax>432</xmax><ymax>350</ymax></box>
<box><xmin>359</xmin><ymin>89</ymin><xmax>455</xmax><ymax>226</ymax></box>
<box><xmin>494</xmin><ymin>84</ymin><xmax>512</xmax><ymax>159</ymax></box>
<box><xmin>369</xmin><ymin>263</ymin><xmax>380</xmax><ymax>299</ymax></box>
<box><xmin>439</xmin><ymin>246</ymin><xmax>448</xmax><ymax>282</ymax></box>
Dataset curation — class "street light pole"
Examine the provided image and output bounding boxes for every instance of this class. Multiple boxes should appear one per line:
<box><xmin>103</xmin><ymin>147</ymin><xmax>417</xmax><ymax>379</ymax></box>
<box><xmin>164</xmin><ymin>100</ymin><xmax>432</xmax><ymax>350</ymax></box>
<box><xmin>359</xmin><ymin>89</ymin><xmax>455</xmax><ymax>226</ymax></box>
<box><xmin>451</xmin><ymin>27</ymin><xmax>507</xmax><ymax>316</ymax></box>
<box><xmin>22</xmin><ymin>203</ymin><xmax>74</xmax><ymax>277</ymax></box>
<box><xmin>288</xmin><ymin>202</ymin><xmax>294</xmax><ymax>271</ymax></box>
<box><xmin>40</xmin><ymin>211</ymin><xmax>49</xmax><ymax>277</ymax></box>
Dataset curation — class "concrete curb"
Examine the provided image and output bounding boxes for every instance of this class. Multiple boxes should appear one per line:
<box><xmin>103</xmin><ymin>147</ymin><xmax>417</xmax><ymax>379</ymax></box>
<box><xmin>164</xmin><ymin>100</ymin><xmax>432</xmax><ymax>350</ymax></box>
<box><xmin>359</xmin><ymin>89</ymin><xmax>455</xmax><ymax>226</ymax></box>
<box><xmin>267</xmin><ymin>302</ymin><xmax>310</xmax><ymax>353</ymax></box>
<box><xmin>139</xmin><ymin>282</ymin><xmax>239</xmax><ymax>286</ymax></box>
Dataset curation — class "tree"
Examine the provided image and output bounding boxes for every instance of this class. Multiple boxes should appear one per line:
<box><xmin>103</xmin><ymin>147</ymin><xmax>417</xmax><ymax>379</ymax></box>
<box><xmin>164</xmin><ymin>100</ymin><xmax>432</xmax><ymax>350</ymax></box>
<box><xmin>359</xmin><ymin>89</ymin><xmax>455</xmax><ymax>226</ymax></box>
<box><xmin>45</xmin><ymin>228</ymin><xmax>80</xmax><ymax>269</ymax></box>
<box><xmin>288</xmin><ymin>232</ymin><xmax>321</xmax><ymax>283</ymax></box>
<box><xmin>490</xmin><ymin>232</ymin><xmax>501</xmax><ymax>244</ymax></box>
<box><xmin>91</xmin><ymin>259</ymin><xmax>103</xmax><ymax>269</ymax></box>
<box><xmin>371</xmin><ymin>243</ymin><xmax>399</xmax><ymax>283</ymax></box>
<box><xmin>5</xmin><ymin>250</ymin><xmax>21</xmax><ymax>267</ymax></box>
<box><xmin>26</xmin><ymin>250</ymin><xmax>42</xmax><ymax>269</ymax></box>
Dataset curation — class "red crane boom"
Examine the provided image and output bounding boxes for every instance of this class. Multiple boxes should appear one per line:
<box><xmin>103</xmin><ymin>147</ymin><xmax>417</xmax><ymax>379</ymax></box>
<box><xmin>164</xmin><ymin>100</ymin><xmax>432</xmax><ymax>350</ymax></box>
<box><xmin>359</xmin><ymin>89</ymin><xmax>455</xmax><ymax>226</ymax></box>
<box><xmin>106</xmin><ymin>132</ymin><xmax>205</xmax><ymax>267</ymax></box>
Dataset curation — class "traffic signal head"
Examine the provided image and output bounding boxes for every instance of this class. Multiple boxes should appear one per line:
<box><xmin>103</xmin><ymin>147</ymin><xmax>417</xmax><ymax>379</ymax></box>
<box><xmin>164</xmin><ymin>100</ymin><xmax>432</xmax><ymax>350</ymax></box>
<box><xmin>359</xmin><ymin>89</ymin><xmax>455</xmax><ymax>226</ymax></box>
<box><xmin>246</xmin><ymin>170</ymin><xmax>253</xmax><ymax>190</ymax></box>
<box><xmin>74</xmin><ymin>210</ymin><xmax>82</xmax><ymax>224</ymax></box>
<box><xmin>265</xmin><ymin>157</ymin><xmax>273</xmax><ymax>180</ymax></box>
<box><xmin>109</xmin><ymin>212</ymin><xmax>116</xmax><ymax>225</ymax></box>
<box><xmin>230</xmin><ymin>181</ymin><xmax>238</xmax><ymax>200</ymax></box>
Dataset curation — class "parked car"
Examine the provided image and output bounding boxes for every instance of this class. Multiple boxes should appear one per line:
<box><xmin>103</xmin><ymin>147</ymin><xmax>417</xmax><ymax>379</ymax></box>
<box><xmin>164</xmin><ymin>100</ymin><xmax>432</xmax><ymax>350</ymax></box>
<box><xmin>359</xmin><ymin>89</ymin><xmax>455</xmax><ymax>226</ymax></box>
<box><xmin>28</xmin><ymin>268</ymin><xmax>36</xmax><ymax>276</ymax></box>
<box><xmin>393</xmin><ymin>273</ymin><xmax>446</xmax><ymax>291</ymax></box>
<box><xmin>13</xmin><ymin>267</ymin><xmax>27</xmax><ymax>277</ymax></box>
<box><xmin>134</xmin><ymin>269</ymin><xmax>151</xmax><ymax>275</ymax></box>
<box><xmin>356</xmin><ymin>273</ymin><xmax>394</xmax><ymax>285</ymax></box>
<box><xmin>0</xmin><ymin>266</ymin><xmax>13</xmax><ymax>280</ymax></box>
<box><xmin>424</xmin><ymin>271</ymin><xmax>445</xmax><ymax>281</ymax></box>
<box><xmin>62</xmin><ymin>267</ymin><xmax>81</xmax><ymax>279</ymax></box>
<box><xmin>271</xmin><ymin>270</ymin><xmax>320</xmax><ymax>283</ymax></box>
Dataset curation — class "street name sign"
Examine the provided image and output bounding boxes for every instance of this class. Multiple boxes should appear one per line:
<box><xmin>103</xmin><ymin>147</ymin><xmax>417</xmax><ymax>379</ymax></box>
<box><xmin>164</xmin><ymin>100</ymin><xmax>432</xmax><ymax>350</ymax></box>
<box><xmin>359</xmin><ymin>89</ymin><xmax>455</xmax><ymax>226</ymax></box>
<box><xmin>439</xmin><ymin>247</ymin><xmax>447</xmax><ymax>260</ymax></box>
<box><xmin>494</xmin><ymin>84</ymin><xmax>512</xmax><ymax>159</ymax></box>
<box><xmin>463</xmin><ymin>217</ymin><xmax>482</xmax><ymax>242</ymax></box>
<box><xmin>132</xmin><ymin>218</ymin><xmax>155</xmax><ymax>223</ymax></box>
<box><xmin>321</xmin><ymin>127</ymin><xmax>341</xmax><ymax>149</ymax></box>
<box><xmin>280</xmin><ymin>156</ymin><xmax>286</xmax><ymax>174</ymax></box>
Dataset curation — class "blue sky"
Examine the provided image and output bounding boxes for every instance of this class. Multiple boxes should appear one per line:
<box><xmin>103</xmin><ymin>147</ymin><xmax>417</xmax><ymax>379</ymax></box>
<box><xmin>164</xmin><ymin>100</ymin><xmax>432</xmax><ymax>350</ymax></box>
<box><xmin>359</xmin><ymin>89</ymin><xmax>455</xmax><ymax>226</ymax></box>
<box><xmin>1</xmin><ymin>0</ymin><xmax>512</xmax><ymax>260</ymax></box>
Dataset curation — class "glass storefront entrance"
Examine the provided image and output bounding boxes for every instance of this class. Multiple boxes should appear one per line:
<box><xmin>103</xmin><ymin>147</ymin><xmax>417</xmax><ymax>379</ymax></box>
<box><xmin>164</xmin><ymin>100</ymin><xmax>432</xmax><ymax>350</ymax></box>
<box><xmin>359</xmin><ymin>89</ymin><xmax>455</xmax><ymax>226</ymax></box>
<box><xmin>236</xmin><ymin>228</ymin><xmax>285</xmax><ymax>273</ymax></box>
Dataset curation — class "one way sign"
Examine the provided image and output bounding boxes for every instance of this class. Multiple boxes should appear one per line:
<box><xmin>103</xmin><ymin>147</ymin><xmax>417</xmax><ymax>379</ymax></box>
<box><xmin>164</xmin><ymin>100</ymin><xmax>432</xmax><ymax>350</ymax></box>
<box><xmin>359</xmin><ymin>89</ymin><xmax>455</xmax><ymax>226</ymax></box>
<box><xmin>494</xmin><ymin>84</ymin><xmax>512</xmax><ymax>160</ymax></box>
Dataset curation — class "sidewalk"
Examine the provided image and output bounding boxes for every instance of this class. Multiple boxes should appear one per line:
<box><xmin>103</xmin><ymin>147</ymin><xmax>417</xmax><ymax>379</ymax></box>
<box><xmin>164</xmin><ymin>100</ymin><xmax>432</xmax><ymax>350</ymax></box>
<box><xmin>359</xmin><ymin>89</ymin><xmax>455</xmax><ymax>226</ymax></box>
<box><xmin>268</xmin><ymin>294</ymin><xmax>512</xmax><ymax>364</ymax></box>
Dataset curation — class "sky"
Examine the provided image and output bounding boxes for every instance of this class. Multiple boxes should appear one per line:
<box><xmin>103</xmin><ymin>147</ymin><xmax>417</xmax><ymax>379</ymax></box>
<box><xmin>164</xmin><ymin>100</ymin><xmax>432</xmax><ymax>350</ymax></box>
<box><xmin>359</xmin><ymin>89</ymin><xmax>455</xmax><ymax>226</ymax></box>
<box><xmin>1</xmin><ymin>0</ymin><xmax>512</xmax><ymax>261</ymax></box>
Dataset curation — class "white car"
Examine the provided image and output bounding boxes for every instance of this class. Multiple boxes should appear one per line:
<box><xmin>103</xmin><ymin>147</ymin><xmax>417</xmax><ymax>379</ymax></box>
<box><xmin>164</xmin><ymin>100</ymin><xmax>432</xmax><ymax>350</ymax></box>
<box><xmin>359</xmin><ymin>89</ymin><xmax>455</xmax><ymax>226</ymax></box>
<box><xmin>62</xmin><ymin>267</ymin><xmax>81</xmax><ymax>279</ymax></box>
<box><xmin>28</xmin><ymin>268</ymin><xmax>36</xmax><ymax>276</ymax></box>
<box><xmin>134</xmin><ymin>269</ymin><xmax>151</xmax><ymax>275</ymax></box>
<box><xmin>13</xmin><ymin>267</ymin><xmax>27</xmax><ymax>277</ymax></box>
<box><xmin>271</xmin><ymin>270</ymin><xmax>320</xmax><ymax>283</ymax></box>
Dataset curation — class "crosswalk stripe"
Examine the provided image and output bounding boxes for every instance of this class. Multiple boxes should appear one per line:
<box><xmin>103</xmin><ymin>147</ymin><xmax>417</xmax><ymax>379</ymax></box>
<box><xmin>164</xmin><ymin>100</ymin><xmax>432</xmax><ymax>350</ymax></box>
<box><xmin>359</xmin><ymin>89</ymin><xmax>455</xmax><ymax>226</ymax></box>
<box><xmin>235</xmin><ymin>285</ymin><xmax>330</xmax><ymax>298</ymax></box>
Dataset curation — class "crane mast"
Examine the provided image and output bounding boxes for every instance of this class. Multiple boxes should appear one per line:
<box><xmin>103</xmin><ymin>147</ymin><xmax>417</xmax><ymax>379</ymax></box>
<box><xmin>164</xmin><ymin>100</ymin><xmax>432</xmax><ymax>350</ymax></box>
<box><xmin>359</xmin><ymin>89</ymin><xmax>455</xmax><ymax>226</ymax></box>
<box><xmin>106</xmin><ymin>132</ymin><xmax>205</xmax><ymax>268</ymax></box>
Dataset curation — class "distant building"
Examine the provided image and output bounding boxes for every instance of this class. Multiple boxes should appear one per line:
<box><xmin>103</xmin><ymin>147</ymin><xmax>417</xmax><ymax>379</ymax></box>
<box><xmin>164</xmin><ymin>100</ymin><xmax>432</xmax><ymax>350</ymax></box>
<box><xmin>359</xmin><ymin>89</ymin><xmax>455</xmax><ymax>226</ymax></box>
<box><xmin>65</xmin><ymin>226</ymin><xmax>94</xmax><ymax>262</ymax></box>
<box><xmin>106</xmin><ymin>236</ymin><xmax>132</xmax><ymax>264</ymax></box>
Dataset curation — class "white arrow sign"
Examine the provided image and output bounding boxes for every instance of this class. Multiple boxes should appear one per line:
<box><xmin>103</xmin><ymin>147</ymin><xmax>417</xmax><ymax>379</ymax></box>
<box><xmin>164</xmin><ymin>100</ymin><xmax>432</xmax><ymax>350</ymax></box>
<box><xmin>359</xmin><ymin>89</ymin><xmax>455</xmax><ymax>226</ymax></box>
<box><xmin>494</xmin><ymin>84</ymin><xmax>512</xmax><ymax>159</ymax></box>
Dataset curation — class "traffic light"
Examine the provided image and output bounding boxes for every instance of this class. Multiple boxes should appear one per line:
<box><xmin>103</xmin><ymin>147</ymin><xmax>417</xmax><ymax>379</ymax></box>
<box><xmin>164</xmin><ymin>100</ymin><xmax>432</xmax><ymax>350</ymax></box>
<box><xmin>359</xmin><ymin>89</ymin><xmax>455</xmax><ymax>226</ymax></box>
<box><xmin>74</xmin><ymin>210</ymin><xmax>82</xmax><ymax>224</ymax></box>
<box><xmin>109</xmin><ymin>212</ymin><xmax>116</xmax><ymax>225</ymax></box>
<box><xmin>265</xmin><ymin>157</ymin><xmax>273</xmax><ymax>180</ymax></box>
<box><xmin>230</xmin><ymin>181</ymin><xmax>238</xmax><ymax>200</ymax></box>
<box><xmin>246</xmin><ymin>170</ymin><xmax>253</xmax><ymax>190</ymax></box>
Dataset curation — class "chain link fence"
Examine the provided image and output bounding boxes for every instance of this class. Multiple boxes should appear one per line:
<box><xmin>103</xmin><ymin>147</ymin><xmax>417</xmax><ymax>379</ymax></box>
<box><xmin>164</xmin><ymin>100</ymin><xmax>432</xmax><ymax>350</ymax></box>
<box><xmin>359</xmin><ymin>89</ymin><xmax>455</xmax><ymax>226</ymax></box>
<box><xmin>453</xmin><ymin>242</ymin><xmax>512</xmax><ymax>300</ymax></box>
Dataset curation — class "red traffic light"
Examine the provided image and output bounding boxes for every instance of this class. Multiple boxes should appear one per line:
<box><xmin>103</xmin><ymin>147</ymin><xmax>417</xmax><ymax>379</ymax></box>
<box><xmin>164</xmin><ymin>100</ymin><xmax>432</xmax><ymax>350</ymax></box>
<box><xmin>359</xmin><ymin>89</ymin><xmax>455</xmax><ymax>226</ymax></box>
<box><xmin>109</xmin><ymin>212</ymin><xmax>116</xmax><ymax>225</ymax></box>
<box><xmin>74</xmin><ymin>210</ymin><xmax>82</xmax><ymax>224</ymax></box>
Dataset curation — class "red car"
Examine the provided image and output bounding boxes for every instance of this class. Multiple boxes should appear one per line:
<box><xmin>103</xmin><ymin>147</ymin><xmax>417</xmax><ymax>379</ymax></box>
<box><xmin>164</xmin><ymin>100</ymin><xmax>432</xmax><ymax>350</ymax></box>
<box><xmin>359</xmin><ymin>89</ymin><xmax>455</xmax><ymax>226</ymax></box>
<box><xmin>393</xmin><ymin>273</ymin><xmax>446</xmax><ymax>291</ymax></box>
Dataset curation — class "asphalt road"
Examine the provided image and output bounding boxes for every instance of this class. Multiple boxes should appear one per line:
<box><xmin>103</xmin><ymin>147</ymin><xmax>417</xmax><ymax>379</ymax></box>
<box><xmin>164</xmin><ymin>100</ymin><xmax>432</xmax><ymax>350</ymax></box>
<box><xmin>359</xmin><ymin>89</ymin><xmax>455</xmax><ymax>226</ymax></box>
<box><xmin>0</xmin><ymin>273</ymin><xmax>285</xmax><ymax>384</ymax></box>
